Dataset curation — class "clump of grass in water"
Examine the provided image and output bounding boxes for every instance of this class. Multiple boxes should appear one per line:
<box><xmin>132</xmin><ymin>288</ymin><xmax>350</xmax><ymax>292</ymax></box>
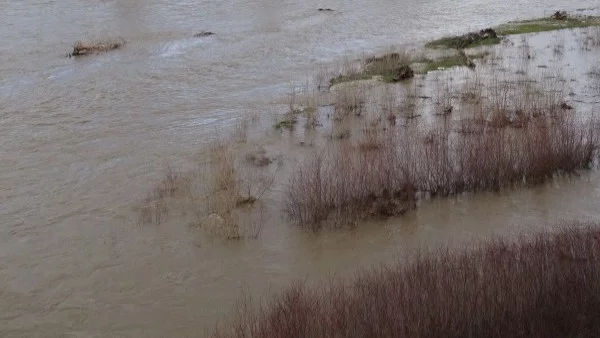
<box><xmin>274</xmin><ymin>115</ymin><xmax>298</xmax><ymax>130</ymax></box>
<box><xmin>426</xmin><ymin>12</ymin><xmax>600</xmax><ymax>51</ymax></box>
<box><xmin>422</xmin><ymin>50</ymin><xmax>481</xmax><ymax>72</ymax></box>
<box><xmin>496</xmin><ymin>12</ymin><xmax>600</xmax><ymax>36</ymax></box>
<box><xmin>330</xmin><ymin>51</ymin><xmax>414</xmax><ymax>86</ymax></box>
<box><xmin>426</xmin><ymin>28</ymin><xmax>501</xmax><ymax>49</ymax></box>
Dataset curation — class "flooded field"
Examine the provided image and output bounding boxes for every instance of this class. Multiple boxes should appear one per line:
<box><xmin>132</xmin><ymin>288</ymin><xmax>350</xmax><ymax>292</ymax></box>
<box><xmin>1</xmin><ymin>1</ymin><xmax>600</xmax><ymax>336</ymax></box>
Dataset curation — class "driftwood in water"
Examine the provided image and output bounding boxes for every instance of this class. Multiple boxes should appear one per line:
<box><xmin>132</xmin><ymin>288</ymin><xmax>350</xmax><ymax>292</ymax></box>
<box><xmin>67</xmin><ymin>38</ymin><xmax>125</xmax><ymax>57</ymax></box>
<box><xmin>193</xmin><ymin>31</ymin><xmax>214</xmax><ymax>38</ymax></box>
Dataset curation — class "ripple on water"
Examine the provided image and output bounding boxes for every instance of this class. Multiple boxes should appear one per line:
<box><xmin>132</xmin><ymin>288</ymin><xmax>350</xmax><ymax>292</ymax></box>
<box><xmin>155</xmin><ymin>37</ymin><xmax>214</xmax><ymax>58</ymax></box>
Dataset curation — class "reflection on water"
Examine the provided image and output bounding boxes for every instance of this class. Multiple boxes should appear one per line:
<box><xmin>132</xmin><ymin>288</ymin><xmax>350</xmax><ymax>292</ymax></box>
<box><xmin>0</xmin><ymin>0</ymin><xmax>599</xmax><ymax>336</ymax></box>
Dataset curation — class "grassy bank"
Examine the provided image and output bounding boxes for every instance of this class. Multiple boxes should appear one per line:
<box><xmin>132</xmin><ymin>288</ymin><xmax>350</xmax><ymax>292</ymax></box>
<box><xmin>212</xmin><ymin>224</ymin><xmax>600</xmax><ymax>338</ymax></box>
<box><xmin>332</xmin><ymin>12</ymin><xmax>600</xmax><ymax>85</ymax></box>
<box><xmin>427</xmin><ymin>11</ymin><xmax>600</xmax><ymax>49</ymax></box>
<box><xmin>330</xmin><ymin>52</ymin><xmax>415</xmax><ymax>86</ymax></box>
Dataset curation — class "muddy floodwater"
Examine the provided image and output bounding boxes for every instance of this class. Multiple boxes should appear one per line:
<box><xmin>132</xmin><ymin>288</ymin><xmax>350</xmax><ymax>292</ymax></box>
<box><xmin>1</xmin><ymin>0</ymin><xmax>600</xmax><ymax>336</ymax></box>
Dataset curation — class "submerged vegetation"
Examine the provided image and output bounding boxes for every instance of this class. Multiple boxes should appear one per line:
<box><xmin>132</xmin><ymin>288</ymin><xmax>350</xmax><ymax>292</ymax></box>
<box><xmin>497</xmin><ymin>12</ymin><xmax>600</xmax><ymax>36</ymax></box>
<box><xmin>288</xmin><ymin>52</ymin><xmax>599</xmax><ymax>230</ymax></box>
<box><xmin>427</xmin><ymin>12</ymin><xmax>600</xmax><ymax>50</ymax></box>
<box><xmin>120</xmin><ymin>9</ymin><xmax>600</xmax><ymax>336</ymax></box>
<box><xmin>421</xmin><ymin>50</ymin><xmax>480</xmax><ymax>72</ymax></box>
<box><xmin>142</xmin><ymin>11</ymin><xmax>600</xmax><ymax>235</ymax></box>
<box><xmin>212</xmin><ymin>224</ymin><xmax>600</xmax><ymax>338</ymax></box>
<box><xmin>286</xmin><ymin>112</ymin><xmax>597</xmax><ymax>230</ymax></box>
<box><xmin>426</xmin><ymin>28</ymin><xmax>501</xmax><ymax>49</ymax></box>
<box><xmin>139</xmin><ymin>123</ymin><xmax>280</xmax><ymax>240</ymax></box>
<box><xmin>330</xmin><ymin>51</ymin><xmax>415</xmax><ymax>86</ymax></box>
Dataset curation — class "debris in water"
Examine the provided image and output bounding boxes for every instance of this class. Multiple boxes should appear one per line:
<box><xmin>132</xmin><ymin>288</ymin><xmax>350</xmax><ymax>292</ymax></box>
<box><xmin>193</xmin><ymin>31</ymin><xmax>214</xmax><ymax>38</ymax></box>
<box><xmin>67</xmin><ymin>38</ymin><xmax>125</xmax><ymax>58</ymax></box>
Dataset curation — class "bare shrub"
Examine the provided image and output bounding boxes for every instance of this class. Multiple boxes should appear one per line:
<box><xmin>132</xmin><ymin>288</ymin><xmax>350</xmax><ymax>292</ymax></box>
<box><xmin>286</xmin><ymin>113</ymin><xmax>597</xmax><ymax>230</ymax></box>
<box><xmin>213</xmin><ymin>224</ymin><xmax>600</xmax><ymax>338</ymax></box>
<box><xmin>139</xmin><ymin>164</ymin><xmax>185</xmax><ymax>224</ymax></box>
<box><xmin>333</xmin><ymin>84</ymin><xmax>366</xmax><ymax>119</ymax></box>
<box><xmin>378</xmin><ymin>85</ymin><xmax>397</xmax><ymax>118</ymax></box>
<box><xmin>232</xmin><ymin>118</ymin><xmax>249</xmax><ymax>143</ymax></box>
<box><xmin>460</xmin><ymin>72</ymin><xmax>483</xmax><ymax>104</ymax></box>
<box><xmin>139</xmin><ymin>138</ymin><xmax>278</xmax><ymax>240</ymax></box>
<box><xmin>433</xmin><ymin>74</ymin><xmax>454</xmax><ymax>115</ymax></box>
<box><xmin>245</xmin><ymin>146</ymin><xmax>272</xmax><ymax>167</ymax></box>
<box><xmin>286</xmin><ymin>134</ymin><xmax>418</xmax><ymax>230</ymax></box>
<box><xmin>401</xmin><ymin>80</ymin><xmax>423</xmax><ymax>119</ymax></box>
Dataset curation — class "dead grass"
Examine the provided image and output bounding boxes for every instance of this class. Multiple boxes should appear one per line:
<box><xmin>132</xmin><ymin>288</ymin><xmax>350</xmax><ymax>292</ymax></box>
<box><xmin>333</xmin><ymin>84</ymin><xmax>367</xmax><ymax>119</ymax></box>
<box><xmin>212</xmin><ymin>224</ymin><xmax>600</xmax><ymax>338</ymax></box>
<box><xmin>139</xmin><ymin>164</ymin><xmax>186</xmax><ymax>224</ymax></box>
<box><xmin>139</xmin><ymin>132</ymin><xmax>280</xmax><ymax>239</ymax></box>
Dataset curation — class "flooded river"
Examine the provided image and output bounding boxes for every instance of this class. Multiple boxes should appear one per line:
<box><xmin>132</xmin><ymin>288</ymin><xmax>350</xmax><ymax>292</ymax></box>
<box><xmin>1</xmin><ymin>0</ymin><xmax>600</xmax><ymax>336</ymax></box>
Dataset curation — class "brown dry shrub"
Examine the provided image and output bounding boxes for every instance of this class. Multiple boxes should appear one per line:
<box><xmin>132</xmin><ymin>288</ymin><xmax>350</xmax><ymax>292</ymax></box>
<box><xmin>213</xmin><ymin>224</ymin><xmax>600</xmax><ymax>338</ymax></box>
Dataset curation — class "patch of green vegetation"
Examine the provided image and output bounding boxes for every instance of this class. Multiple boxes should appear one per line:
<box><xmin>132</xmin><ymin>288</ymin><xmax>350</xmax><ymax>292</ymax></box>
<box><xmin>497</xmin><ymin>16</ymin><xmax>600</xmax><ymax>36</ymax></box>
<box><xmin>423</xmin><ymin>51</ymin><xmax>475</xmax><ymax>73</ymax></box>
<box><xmin>469</xmin><ymin>51</ymin><xmax>490</xmax><ymax>59</ymax></box>
<box><xmin>426</xmin><ymin>14</ymin><xmax>600</xmax><ymax>51</ymax></box>
<box><xmin>302</xmin><ymin>106</ymin><xmax>317</xmax><ymax>114</ymax></box>
<box><xmin>469</xmin><ymin>37</ymin><xmax>503</xmax><ymax>47</ymax></box>
<box><xmin>329</xmin><ymin>53</ymin><xmax>414</xmax><ymax>86</ymax></box>
<box><xmin>274</xmin><ymin>116</ymin><xmax>298</xmax><ymax>130</ymax></box>
<box><xmin>380</xmin><ymin>72</ymin><xmax>401</xmax><ymax>83</ymax></box>
<box><xmin>330</xmin><ymin>73</ymin><xmax>373</xmax><ymax>86</ymax></box>
<box><xmin>426</xmin><ymin>35</ymin><xmax>501</xmax><ymax>49</ymax></box>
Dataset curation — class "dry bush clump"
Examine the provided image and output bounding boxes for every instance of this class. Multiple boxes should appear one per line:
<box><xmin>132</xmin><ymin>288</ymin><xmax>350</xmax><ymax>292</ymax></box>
<box><xmin>195</xmin><ymin>140</ymin><xmax>277</xmax><ymax>239</ymax></box>
<box><xmin>461</xmin><ymin>70</ymin><xmax>569</xmax><ymax>129</ymax></box>
<box><xmin>286</xmin><ymin>134</ymin><xmax>418</xmax><ymax>230</ymax></box>
<box><xmin>212</xmin><ymin>224</ymin><xmax>600</xmax><ymax>338</ymax></box>
<box><xmin>139</xmin><ymin>164</ymin><xmax>186</xmax><ymax>224</ymax></box>
<box><xmin>139</xmin><ymin>136</ymin><xmax>278</xmax><ymax>239</ymax></box>
<box><xmin>459</xmin><ymin>72</ymin><xmax>484</xmax><ymax>104</ymax></box>
<box><xmin>433</xmin><ymin>75</ymin><xmax>454</xmax><ymax>115</ymax></box>
<box><xmin>286</xmin><ymin>112</ymin><xmax>597</xmax><ymax>230</ymax></box>
<box><xmin>333</xmin><ymin>84</ymin><xmax>367</xmax><ymax>119</ymax></box>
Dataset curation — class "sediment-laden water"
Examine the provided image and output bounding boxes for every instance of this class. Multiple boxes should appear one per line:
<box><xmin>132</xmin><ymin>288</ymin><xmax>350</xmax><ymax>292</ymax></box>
<box><xmin>1</xmin><ymin>1</ymin><xmax>599</xmax><ymax>336</ymax></box>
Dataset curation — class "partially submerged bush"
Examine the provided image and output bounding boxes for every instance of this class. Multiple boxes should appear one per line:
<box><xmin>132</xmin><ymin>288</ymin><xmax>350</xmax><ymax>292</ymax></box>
<box><xmin>68</xmin><ymin>38</ymin><xmax>125</xmax><ymax>57</ymax></box>
<box><xmin>333</xmin><ymin>84</ymin><xmax>367</xmax><ymax>119</ymax></box>
<box><xmin>139</xmin><ymin>135</ymin><xmax>279</xmax><ymax>240</ymax></box>
<box><xmin>213</xmin><ymin>224</ymin><xmax>600</xmax><ymax>337</ymax></box>
<box><xmin>286</xmin><ymin>113</ymin><xmax>597</xmax><ymax>229</ymax></box>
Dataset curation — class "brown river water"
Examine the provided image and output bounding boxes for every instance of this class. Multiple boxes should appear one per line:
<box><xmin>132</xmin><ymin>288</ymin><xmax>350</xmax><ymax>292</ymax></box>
<box><xmin>1</xmin><ymin>0</ymin><xmax>600</xmax><ymax>336</ymax></box>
